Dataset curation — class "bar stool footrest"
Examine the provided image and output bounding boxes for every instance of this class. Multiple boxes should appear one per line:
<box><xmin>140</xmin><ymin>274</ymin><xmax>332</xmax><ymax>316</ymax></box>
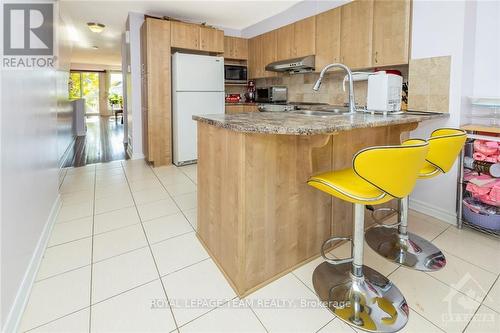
<box><xmin>321</xmin><ymin>237</ymin><xmax>353</xmax><ymax>265</ymax></box>
<box><xmin>368</xmin><ymin>207</ymin><xmax>401</xmax><ymax>228</ymax></box>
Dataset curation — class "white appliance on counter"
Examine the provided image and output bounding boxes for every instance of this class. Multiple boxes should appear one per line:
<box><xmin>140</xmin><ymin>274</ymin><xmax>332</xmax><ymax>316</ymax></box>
<box><xmin>172</xmin><ymin>53</ymin><xmax>225</xmax><ymax>166</ymax></box>
<box><xmin>366</xmin><ymin>73</ymin><xmax>403</xmax><ymax>112</ymax></box>
<box><xmin>344</xmin><ymin>71</ymin><xmax>403</xmax><ymax>112</ymax></box>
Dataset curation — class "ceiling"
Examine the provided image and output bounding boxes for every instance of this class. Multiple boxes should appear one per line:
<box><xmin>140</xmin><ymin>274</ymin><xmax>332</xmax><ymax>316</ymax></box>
<box><xmin>60</xmin><ymin>0</ymin><xmax>302</xmax><ymax>67</ymax></box>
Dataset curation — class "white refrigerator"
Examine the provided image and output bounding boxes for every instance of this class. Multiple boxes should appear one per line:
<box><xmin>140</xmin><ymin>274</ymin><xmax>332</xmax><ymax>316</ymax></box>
<box><xmin>172</xmin><ymin>53</ymin><xmax>225</xmax><ymax>166</ymax></box>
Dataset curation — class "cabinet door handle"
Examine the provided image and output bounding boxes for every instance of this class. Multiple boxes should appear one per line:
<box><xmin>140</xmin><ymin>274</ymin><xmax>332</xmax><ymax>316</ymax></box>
<box><xmin>375</xmin><ymin>51</ymin><xmax>378</xmax><ymax>63</ymax></box>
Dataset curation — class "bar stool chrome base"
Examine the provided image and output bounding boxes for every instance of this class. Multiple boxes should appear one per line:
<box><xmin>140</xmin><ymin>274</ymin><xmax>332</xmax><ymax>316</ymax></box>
<box><xmin>313</xmin><ymin>262</ymin><xmax>409</xmax><ymax>333</ymax></box>
<box><xmin>365</xmin><ymin>227</ymin><xmax>446</xmax><ymax>271</ymax></box>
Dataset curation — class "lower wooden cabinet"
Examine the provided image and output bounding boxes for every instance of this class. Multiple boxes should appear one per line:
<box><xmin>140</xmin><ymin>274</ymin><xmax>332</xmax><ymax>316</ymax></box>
<box><xmin>225</xmin><ymin>104</ymin><xmax>259</xmax><ymax>114</ymax></box>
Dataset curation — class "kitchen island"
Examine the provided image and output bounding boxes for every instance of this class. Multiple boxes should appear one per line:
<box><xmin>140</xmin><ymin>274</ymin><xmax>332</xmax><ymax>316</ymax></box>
<box><xmin>193</xmin><ymin>111</ymin><xmax>447</xmax><ymax>297</ymax></box>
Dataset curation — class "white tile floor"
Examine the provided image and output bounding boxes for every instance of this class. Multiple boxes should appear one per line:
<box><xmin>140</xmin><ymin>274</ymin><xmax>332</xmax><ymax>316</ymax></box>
<box><xmin>19</xmin><ymin>159</ymin><xmax>500</xmax><ymax>333</ymax></box>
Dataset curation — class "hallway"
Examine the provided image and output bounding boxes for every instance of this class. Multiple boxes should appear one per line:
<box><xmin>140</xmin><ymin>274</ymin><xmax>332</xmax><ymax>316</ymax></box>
<box><xmin>64</xmin><ymin>116</ymin><xmax>127</xmax><ymax>167</ymax></box>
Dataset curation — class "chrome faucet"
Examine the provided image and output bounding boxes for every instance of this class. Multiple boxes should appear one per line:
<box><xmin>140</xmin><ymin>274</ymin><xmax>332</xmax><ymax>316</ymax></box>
<box><xmin>313</xmin><ymin>63</ymin><xmax>357</xmax><ymax>114</ymax></box>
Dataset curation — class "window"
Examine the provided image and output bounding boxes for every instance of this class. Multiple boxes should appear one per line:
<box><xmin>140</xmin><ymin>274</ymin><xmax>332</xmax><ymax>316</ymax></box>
<box><xmin>108</xmin><ymin>72</ymin><xmax>123</xmax><ymax>110</ymax></box>
<box><xmin>68</xmin><ymin>71</ymin><xmax>100</xmax><ymax>114</ymax></box>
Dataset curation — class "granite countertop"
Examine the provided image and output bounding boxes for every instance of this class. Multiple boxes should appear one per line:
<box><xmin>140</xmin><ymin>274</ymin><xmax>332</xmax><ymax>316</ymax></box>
<box><xmin>224</xmin><ymin>102</ymin><xmax>258</xmax><ymax>106</ymax></box>
<box><xmin>193</xmin><ymin>111</ymin><xmax>449</xmax><ymax>135</ymax></box>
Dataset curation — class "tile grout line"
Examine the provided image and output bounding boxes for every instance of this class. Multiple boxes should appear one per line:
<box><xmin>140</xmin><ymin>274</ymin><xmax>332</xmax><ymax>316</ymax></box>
<box><xmin>389</xmin><ymin>268</ymin><xmax>470</xmax><ymax>333</ymax></box>
<box><xmin>120</xmin><ymin>161</ymin><xmax>181</xmax><ymax>331</ymax></box>
<box><xmin>148</xmin><ymin>164</ymin><xmax>196</xmax><ymax>231</ymax></box>
<box><xmin>35</xmin><ymin>230</ymin><xmax>208</xmax><ymax>285</ymax></box>
<box><xmin>88</xmin><ymin>165</ymin><xmax>97</xmax><ymax>333</ymax></box>
<box><xmin>248</xmin><ymin>304</ymin><xmax>269</xmax><ymax>333</ymax></box>
<box><xmin>23</xmin><ymin>306</ymin><xmax>89</xmax><ymax>333</ymax></box>
<box><xmin>462</xmin><ymin>276</ymin><xmax>498</xmax><ymax>332</ymax></box>
<box><xmin>479</xmin><ymin>272</ymin><xmax>500</xmax><ymax>316</ymax></box>
<box><xmin>174</xmin><ymin>297</ymin><xmax>236</xmax><ymax>331</ymax></box>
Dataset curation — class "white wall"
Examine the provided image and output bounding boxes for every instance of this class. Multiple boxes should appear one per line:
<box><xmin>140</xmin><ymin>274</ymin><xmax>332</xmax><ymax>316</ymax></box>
<box><xmin>408</xmin><ymin>0</ymin><xmax>499</xmax><ymax>224</ymax></box>
<box><xmin>1</xmin><ymin>14</ymin><xmax>72</xmax><ymax>332</ymax></box>
<box><xmin>123</xmin><ymin>12</ymin><xmax>144</xmax><ymax>160</ymax></box>
<box><xmin>472</xmin><ymin>0</ymin><xmax>500</xmax><ymax>97</ymax></box>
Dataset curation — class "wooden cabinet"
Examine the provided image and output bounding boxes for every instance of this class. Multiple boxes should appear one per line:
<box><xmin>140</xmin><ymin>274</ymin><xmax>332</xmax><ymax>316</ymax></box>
<box><xmin>200</xmin><ymin>26</ymin><xmax>224</xmax><ymax>53</ymax></box>
<box><xmin>340</xmin><ymin>0</ymin><xmax>374</xmax><ymax>69</ymax></box>
<box><xmin>276</xmin><ymin>24</ymin><xmax>295</xmax><ymax>61</ymax></box>
<box><xmin>140</xmin><ymin>18</ymin><xmax>172</xmax><ymax>166</ymax></box>
<box><xmin>248</xmin><ymin>30</ymin><xmax>277</xmax><ymax>79</ymax></box>
<box><xmin>372</xmin><ymin>0</ymin><xmax>411</xmax><ymax>67</ymax></box>
<box><xmin>225</xmin><ymin>104</ymin><xmax>258</xmax><ymax>114</ymax></box>
<box><xmin>171</xmin><ymin>21</ymin><xmax>199</xmax><ymax>50</ymax></box>
<box><xmin>171</xmin><ymin>21</ymin><xmax>223</xmax><ymax>53</ymax></box>
<box><xmin>315</xmin><ymin>7</ymin><xmax>341</xmax><ymax>71</ymax></box>
<box><xmin>224</xmin><ymin>36</ymin><xmax>248</xmax><ymax>60</ymax></box>
<box><xmin>294</xmin><ymin>16</ymin><xmax>316</xmax><ymax>58</ymax></box>
<box><xmin>248</xmin><ymin>36</ymin><xmax>259</xmax><ymax>79</ymax></box>
<box><xmin>276</xmin><ymin>16</ymin><xmax>316</xmax><ymax>61</ymax></box>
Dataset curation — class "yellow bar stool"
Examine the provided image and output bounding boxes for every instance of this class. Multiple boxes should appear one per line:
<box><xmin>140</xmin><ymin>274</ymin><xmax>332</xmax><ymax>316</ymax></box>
<box><xmin>365</xmin><ymin>128</ymin><xmax>466</xmax><ymax>272</ymax></box>
<box><xmin>308</xmin><ymin>139</ymin><xmax>429</xmax><ymax>333</ymax></box>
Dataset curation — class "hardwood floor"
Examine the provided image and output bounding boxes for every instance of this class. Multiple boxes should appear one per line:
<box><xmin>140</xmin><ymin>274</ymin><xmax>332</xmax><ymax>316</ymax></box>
<box><xmin>63</xmin><ymin>115</ymin><xmax>128</xmax><ymax>167</ymax></box>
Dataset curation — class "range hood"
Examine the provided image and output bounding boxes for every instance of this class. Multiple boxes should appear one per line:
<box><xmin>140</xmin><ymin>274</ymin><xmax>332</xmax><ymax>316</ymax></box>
<box><xmin>265</xmin><ymin>55</ymin><xmax>315</xmax><ymax>74</ymax></box>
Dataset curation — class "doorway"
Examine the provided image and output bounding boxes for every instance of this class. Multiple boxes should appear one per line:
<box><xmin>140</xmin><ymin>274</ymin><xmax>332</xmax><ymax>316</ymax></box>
<box><xmin>66</xmin><ymin>70</ymin><xmax>127</xmax><ymax>167</ymax></box>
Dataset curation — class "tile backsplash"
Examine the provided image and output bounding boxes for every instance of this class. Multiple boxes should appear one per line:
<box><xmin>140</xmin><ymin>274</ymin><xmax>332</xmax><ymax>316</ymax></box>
<box><xmin>408</xmin><ymin>56</ymin><xmax>451</xmax><ymax>113</ymax></box>
<box><xmin>256</xmin><ymin>66</ymin><xmax>408</xmax><ymax>107</ymax></box>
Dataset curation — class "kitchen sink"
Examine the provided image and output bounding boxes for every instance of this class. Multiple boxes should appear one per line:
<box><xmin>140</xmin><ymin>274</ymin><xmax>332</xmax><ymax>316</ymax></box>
<box><xmin>289</xmin><ymin>110</ymin><xmax>347</xmax><ymax>116</ymax></box>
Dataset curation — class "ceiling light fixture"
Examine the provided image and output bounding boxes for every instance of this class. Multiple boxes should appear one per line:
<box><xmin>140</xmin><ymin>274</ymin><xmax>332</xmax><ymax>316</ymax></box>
<box><xmin>92</xmin><ymin>46</ymin><xmax>99</xmax><ymax>49</ymax></box>
<box><xmin>87</xmin><ymin>22</ymin><xmax>105</xmax><ymax>33</ymax></box>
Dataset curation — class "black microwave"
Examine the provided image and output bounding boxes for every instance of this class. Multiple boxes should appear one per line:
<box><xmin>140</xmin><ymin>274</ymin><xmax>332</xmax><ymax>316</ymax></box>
<box><xmin>224</xmin><ymin>65</ymin><xmax>247</xmax><ymax>84</ymax></box>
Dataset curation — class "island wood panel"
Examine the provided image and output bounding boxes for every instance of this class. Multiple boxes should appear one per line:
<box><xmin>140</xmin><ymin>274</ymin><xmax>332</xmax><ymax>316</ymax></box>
<box><xmin>242</xmin><ymin>133</ymin><xmax>333</xmax><ymax>292</ymax></box>
<box><xmin>197</xmin><ymin>122</ymin><xmax>245</xmax><ymax>290</ymax></box>
<box><xmin>197</xmin><ymin>122</ymin><xmax>418</xmax><ymax>297</ymax></box>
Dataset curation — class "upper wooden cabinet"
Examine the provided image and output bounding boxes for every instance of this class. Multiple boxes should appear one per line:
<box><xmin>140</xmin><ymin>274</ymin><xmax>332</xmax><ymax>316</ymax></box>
<box><xmin>200</xmin><ymin>26</ymin><xmax>224</xmax><ymax>53</ymax></box>
<box><xmin>171</xmin><ymin>21</ymin><xmax>200</xmax><ymax>50</ymax></box>
<box><xmin>294</xmin><ymin>17</ymin><xmax>316</xmax><ymax>58</ymax></box>
<box><xmin>171</xmin><ymin>21</ymin><xmax>223</xmax><ymax>53</ymax></box>
<box><xmin>276</xmin><ymin>16</ymin><xmax>316</xmax><ymax>61</ymax></box>
<box><xmin>372</xmin><ymin>0</ymin><xmax>411</xmax><ymax>67</ymax></box>
<box><xmin>315</xmin><ymin>7</ymin><xmax>341</xmax><ymax>71</ymax></box>
<box><xmin>340</xmin><ymin>0</ymin><xmax>374</xmax><ymax>69</ymax></box>
<box><xmin>224</xmin><ymin>36</ymin><xmax>248</xmax><ymax>60</ymax></box>
<box><xmin>276</xmin><ymin>24</ymin><xmax>295</xmax><ymax>61</ymax></box>
<box><xmin>248</xmin><ymin>31</ymin><xmax>277</xmax><ymax>79</ymax></box>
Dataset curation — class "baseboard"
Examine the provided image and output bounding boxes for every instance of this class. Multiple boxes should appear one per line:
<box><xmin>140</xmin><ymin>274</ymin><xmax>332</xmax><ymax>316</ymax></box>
<box><xmin>58</xmin><ymin>136</ymin><xmax>77</xmax><ymax>169</ymax></box>
<box><xmin>126</xmin><ymin>145</ymin><xmax>145</xmax><ymax>160</ymax></box>
<box><xmin>2</xmin><ymin>195</ymin><xmax>62</xmax><ymax>333</ymax></box>
<box><xmin>409</xmin><ymin>197</ymin><xmax>457</xmax><ymax>225</ymax></box>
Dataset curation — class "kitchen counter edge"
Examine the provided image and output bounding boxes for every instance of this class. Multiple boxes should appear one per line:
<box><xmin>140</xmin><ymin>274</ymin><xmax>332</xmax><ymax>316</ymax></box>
<box><xmin>193</xmin><ymin>112</ymin><xmax>449</xmax><ymax>136</ymax></box>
